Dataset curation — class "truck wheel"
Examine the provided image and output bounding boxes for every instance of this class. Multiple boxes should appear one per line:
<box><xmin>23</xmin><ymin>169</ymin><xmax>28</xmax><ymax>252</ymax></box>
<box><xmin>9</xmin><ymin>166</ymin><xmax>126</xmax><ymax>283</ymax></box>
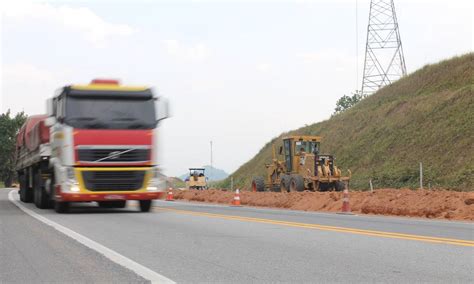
<box><xmin>139</xmin><ymin>200</ymin><xmax>152</xmax><ymax>212</ymax></box>
<box><xmin>34</xmin><ymin>171</ymin><xmax>50</xmax><ymax>209</ymax></box>
<box><xmin>98</xmin><ymin>201</ymin><xmax>126</xmax><ymax>208</ymax></box>
<box><xmin>290</xmin><ymin>175</ymin><xmax>305</xmax><ymax>192</ymax></box>
<box><xmin>251</xmin><ymin>177</ymin><xmax>265</xmax><ymax>192</ymax></box>
<box><xmin>20</xmin><ymin>174</ymin><xmax>34</xmax><ymax>203</ymax></box>
<box><xmin>335</xmin><ymin>181</ymin><xmax>346</xmax><ymax>192</ymax></box>
<box><xmin>19</xmin><ymin>175</ymin><xmax>27</xmax><ymax>202</ymax></box>
<box><xmin>280</xmin><ymin>174</ymin><xmax>291</xmax><ymax>192</ymax></box>
<box><xmin>54</xmin><ymin>201</ymin><xmax>70</xmax><ymax>213</ymax></box>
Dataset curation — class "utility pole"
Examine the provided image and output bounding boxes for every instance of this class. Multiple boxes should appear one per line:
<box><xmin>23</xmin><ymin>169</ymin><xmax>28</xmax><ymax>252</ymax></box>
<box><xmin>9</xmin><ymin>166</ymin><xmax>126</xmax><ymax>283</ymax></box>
<box><xmin>210</xmin><ymin>140</ymin><xmax>213</xmax><ymax>185</ymax></box>
<box><xmin>361</xmin><ymin>0</ymin><xmax>407</xmax><ymax>96</ymax></box>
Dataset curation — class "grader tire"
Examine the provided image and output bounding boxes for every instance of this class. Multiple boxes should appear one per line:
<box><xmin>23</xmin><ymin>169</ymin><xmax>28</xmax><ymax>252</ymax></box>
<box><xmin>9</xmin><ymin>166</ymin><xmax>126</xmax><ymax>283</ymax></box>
<box><xmin>251</xmin><ymin>177</ymin><xmax>265</xmax><ymax>192</ymax></box>
<box><xmin>280</xmin><ymin>174</ymin><xmax>291</xmax><ymax>192</ymax></box>
<box><xmin>289</xmin><ymin>175</ymin><xmax>305</xmax><ymax>192</ymax></box>
<box><xmin>318</xmin><ymin>183</ymin><xmax>331</xmax><ymax>192</ymax></box>
<box><xmin>335</xmin><ymin>181</ymin><xmax>346</xmax><ymax>192</ymax></box>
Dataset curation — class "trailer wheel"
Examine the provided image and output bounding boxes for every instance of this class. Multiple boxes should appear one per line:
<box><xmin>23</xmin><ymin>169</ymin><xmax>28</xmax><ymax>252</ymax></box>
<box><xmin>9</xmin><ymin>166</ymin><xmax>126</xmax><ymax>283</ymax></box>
<box><xmin>290</xmin><ymin>175</ymin><xmax>305</xmax><ymax>192</ymax></box>
<box><xmin>19</xmin><ymin>174</ymin><xmax>34</xmax><ymax>203</ymax></box>
<box><xmin>19</xmin><ymin>175</ymin><xmax>27</xmax><ymax>202</ymax></box>
<box><xmin>251</xmin><ymin>177</ymin><xmax>265</xmax><ymax>192</ymax></box>
<box><xmin>139</xmin><ymin>200</ymin><xmax>152</xmax><ymax>212</ymax></box>
<box><xmin>54</xmin><ymin>201</ymin><xmax>70</xmax><ymax>213</ymax></box>
<box><xmin>34</xmin><ymin>171</ymin><xmax>50</xmax><ymax>209</ymax></box>
<box><xmin>280</xmin><ymin>174</ymin><xmax>290</xmax><ymax>192</ymax></box>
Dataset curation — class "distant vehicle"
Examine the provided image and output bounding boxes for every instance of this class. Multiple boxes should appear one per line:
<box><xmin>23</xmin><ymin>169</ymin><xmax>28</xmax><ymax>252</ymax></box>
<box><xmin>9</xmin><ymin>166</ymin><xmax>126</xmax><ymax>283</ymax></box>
<box><xmin>251</xmin><ymin>135</ymin><xmax>351</xmax><ymax>192</ymax></box>
<box><xmin>185</xmin><ymin>168</ymin><xmax>208</xmax><ymax>190</ymax></box>
<box><xmin>15</xmin><ymin>79</ymin><xmax>169</xmax><ymax>213</ymax></box>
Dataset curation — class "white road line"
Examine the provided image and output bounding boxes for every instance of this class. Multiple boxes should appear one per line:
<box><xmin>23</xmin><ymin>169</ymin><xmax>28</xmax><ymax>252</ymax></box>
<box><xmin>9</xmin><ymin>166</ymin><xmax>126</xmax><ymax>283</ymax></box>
<box><xmin>8</xmin><ymin>190</ymin><xmax>175</xmax><ymax>284</ymax></box>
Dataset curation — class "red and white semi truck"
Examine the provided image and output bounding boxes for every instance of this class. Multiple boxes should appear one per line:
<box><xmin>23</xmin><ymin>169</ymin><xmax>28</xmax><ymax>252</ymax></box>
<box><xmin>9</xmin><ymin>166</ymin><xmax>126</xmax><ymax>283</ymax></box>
<box><xmin>15</xmin><ymin>79</ymin><xmax>169</xmax><ymax>213</ymax></box>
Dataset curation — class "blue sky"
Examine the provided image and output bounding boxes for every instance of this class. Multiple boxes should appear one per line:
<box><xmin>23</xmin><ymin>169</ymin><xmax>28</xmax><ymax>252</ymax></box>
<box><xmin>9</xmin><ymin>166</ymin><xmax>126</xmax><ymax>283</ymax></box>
<box><xmin>1</xmin><ymin>0</ymin><xmax>472</xmax><ymax>177</ymax></box>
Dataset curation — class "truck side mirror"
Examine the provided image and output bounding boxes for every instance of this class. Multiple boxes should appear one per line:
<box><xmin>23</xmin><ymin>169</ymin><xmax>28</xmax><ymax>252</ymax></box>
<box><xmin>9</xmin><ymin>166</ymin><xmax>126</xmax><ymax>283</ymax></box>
<box><xmin>279</xmin><ymin>146</ymin><xmax>283</xmax><ymax>155</ymax></box>
<box><xmin>46</xmin><ymin>98</ymin><xmax>54</xmax><ymax>116</ymax></box>
<box><xmin>44</xmin><ymin>117</ymin><xmax>57</xmax><ymax>127</ymax></box>
<box><xmin>156</xmin><ymin>98</ymin><xmax>170</xmax><ymax>123</ymax></box>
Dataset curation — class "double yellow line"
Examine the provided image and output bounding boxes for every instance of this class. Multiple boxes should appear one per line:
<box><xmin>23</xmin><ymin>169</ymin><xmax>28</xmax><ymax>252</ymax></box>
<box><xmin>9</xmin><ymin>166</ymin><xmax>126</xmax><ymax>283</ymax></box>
<box><xmin>155</xmin><ymin>207</ymin><xmax>474</xmax><ymax>247</ymax></box>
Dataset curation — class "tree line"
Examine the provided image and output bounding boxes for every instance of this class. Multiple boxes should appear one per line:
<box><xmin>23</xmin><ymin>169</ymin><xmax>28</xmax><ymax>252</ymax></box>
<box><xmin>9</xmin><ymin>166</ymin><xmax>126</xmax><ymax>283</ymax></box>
<box><xmin>0</xmin><ymin>110</ymin><xmax>27</xmax><ymax>187</ymax></box>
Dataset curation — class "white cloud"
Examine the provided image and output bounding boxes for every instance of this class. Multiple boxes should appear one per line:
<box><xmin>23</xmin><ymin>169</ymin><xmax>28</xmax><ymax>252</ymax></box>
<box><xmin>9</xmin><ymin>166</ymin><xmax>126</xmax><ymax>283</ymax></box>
<box><xmin>296</xmin><ymin>50</ymin><xmax>358</xmax><ymax>72</ymax></box>
<box><xmin>256</xmin><ymin>63</ymin><xmax>271</xmax><ymax>73</ymax></box>
<box><xmin>3</xmin><ymin>1</ymin><xmax>134</xmax><ymax>47</ymax></box>
<box><xmin>163</xmin><ymin>40</ymin><xmax>211</xmax><ymax>62</ymax></box>
<box><xmin>2</xmin><ymin>63</ymin><xmax>63</xmax><ymax>114</ymax></box>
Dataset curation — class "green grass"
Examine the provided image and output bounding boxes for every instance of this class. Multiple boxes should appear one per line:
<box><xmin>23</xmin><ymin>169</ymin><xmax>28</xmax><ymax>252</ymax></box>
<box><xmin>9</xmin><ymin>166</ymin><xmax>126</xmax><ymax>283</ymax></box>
<box><xmin>220</xmin><ymin>53</ymin><xmax>474</xmax><ymax>191</ymax></box>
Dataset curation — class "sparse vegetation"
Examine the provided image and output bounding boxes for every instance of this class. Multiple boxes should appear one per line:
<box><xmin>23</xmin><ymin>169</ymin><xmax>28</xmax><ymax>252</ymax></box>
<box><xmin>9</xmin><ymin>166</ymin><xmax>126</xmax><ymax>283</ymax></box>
<box><xmin>333</xmin><ymin>90</ymin><xmax>364</xmax><ymax>115</ymax></box>
<box><xmin>220</xmin><ymin>53</ymin><xmax>474</xmax><ymax>190</ymax></box>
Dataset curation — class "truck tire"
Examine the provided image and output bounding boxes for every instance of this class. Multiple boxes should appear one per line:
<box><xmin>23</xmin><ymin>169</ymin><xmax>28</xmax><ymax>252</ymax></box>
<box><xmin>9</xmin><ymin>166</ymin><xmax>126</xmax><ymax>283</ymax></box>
<box><xmin>251</xmin><ymin>177</ymin><xmax>265</xmax><ymax>192</ymax></box>
<box><xmin>98</xmin><ymin>201</ymin><xmax>126</xmax><ymax>208</ymax></box>
<box><xmin>290</xmin><ymin>175</ymin><xmax>305</xmax><ymax>192</ymax></box>
<box><xmin>139</xmin><ymin>200</ymin><xmax>152</xmax><ymax>212</ymax></box>
<box><xmin>335</xmin><ymin>181</ymin><xmax>346</xmax><ymax>192</ymax></box>
<box><xmin>34</xmin><ymin>171</ymin><xmax>50</xmax><ymax>209</ymax></box>
<box><xmin>54</xmin><ymin>201</ymin><xmax>70</xmax><ymax>213</ymax></box>
<box><xmin>20</xmin><ymin>174</ymin><xmax>34</xmax><ymax>203</ymax></box>
<box><xmin>280</xmin><ymin>174</ymin><xmax>290</xmax><ymax>192</ymax></box>
<box><xmin>19</xmin><ymin>175</ymin><xmax>27</xmax><ymax>202</ymax></box>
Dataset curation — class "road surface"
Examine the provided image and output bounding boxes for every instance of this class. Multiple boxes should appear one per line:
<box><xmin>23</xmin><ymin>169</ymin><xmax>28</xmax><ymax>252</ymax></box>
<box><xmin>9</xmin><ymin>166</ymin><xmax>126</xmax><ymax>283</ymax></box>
<box><xmin>1</xmin><ymin>188</ymin><xmax>473</xmax><ymax>283</ymax></box>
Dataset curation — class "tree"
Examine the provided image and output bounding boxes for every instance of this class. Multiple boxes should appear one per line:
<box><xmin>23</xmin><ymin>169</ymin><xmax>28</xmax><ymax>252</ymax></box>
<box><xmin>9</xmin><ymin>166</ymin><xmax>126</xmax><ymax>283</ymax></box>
<box><xmin>333</xmin><ymin>90</ymin><xmax>364</xmax><ymax>115</ymax></box>
<box><xmin>0</xmin><ymin>110</ymin><xmax>27</xmax><ymax>187</ymax></box>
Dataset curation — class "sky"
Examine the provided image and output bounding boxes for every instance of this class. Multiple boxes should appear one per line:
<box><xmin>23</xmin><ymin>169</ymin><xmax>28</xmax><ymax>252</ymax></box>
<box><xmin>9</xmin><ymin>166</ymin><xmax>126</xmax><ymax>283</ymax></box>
<box><xmin>1</xmin><ymin>0</ymin><xmax>472</xmax><ymax>177</ymax></box>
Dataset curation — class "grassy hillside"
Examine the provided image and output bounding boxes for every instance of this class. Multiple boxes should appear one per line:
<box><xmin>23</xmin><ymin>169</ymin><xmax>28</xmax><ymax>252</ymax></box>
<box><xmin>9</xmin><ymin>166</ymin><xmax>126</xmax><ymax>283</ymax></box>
<box><xmin>221</xmin><ymin>53</ymin><xmax>473</xmax><ymax>190</ymax></box>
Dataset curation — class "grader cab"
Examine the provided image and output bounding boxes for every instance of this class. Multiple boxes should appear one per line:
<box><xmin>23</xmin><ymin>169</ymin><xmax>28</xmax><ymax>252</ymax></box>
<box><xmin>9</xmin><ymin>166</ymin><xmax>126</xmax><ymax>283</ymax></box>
<box><xmin>251</xmin><ymin>136</ymin><xmax>351</xmax><ymax>192</ymax></box>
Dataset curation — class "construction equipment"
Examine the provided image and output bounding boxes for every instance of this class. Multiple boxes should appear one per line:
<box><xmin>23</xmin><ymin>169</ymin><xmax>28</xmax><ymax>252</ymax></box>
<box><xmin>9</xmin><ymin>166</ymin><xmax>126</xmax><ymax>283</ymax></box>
<box><xmin>185</xmin><ymin>168</ymin><xmax>208</xmax><ymax>190</ymax></box>
<box><xmin>251</xmin><ymin>135</ymin><xmax>351</xmax><ymax>192</ymax></box>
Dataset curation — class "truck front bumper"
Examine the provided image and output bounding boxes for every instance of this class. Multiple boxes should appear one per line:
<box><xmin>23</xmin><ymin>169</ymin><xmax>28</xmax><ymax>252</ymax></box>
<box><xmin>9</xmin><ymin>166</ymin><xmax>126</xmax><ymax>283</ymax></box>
<box><xmin>56</xmin><ymin>166</ymin><xmax>166</xmax><ymax>202</ymax></box>
<box><xmin>57</xmin><ymin>190</ymin><xmax>164</xmax><ymax>202</ymax></box>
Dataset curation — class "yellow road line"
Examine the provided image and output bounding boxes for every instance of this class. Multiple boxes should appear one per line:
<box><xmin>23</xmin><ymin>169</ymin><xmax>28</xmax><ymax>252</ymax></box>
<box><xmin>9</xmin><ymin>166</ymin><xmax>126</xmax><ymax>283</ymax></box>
<box><xmin>154</xmin><ymin>207</ymin><xmax>474</xmax><ymax>247</ymax></box>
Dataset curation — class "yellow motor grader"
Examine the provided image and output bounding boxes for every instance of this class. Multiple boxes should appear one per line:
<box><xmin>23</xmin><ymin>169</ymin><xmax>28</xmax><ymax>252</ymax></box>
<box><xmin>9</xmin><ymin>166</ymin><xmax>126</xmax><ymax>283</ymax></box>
<box><xmin>251</xmin><ymin>136</ymin><xmax>351</xmax><ymax>192</ymax></box>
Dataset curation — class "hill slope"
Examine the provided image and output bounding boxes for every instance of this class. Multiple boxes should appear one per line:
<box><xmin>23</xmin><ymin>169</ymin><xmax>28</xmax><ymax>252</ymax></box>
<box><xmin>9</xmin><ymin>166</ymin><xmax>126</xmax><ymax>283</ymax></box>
<box><xmin>221</xmin><ymin>53</ymin><xmax>473</xmax><ymax>190</ymax></box>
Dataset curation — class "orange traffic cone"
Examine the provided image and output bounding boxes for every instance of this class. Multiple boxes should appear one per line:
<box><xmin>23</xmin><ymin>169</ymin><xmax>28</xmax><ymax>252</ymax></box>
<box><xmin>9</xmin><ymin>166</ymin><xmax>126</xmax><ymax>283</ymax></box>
<box><xmin>338</xmin><ymin>184</ymin><xmax>354</xmax><ymax>215</ymax></box>
<box><xmin>231</xmin><ymin>189</ymin><xmax>242</xmax><ymax>207</ymax></box>
<box><xmin>166</xmin><ymin>188</ymin><xmax>174</xmax><ymax>201</ymax></box>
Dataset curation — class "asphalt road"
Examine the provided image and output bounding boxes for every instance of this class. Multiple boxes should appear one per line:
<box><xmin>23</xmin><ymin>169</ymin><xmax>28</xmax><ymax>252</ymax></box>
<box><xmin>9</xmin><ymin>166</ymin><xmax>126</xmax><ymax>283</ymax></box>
<box><xmin>1</xmin><ymin>188</ymin><xmax>473</xmax><ymax>283</ymax></box>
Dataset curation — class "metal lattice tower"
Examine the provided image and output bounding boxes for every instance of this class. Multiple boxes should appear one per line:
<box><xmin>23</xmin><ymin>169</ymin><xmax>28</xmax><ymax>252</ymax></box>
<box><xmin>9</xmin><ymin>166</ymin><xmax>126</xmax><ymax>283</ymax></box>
<box><xmin>361</xmin><ymin>0</ymin><xmax>407</xmax><ymax>96</ymax></box>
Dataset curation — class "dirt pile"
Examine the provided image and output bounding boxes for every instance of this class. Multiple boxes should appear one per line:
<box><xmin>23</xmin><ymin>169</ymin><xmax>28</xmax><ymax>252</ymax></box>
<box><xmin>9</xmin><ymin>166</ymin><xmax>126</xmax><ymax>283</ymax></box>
<box><xmin>172</xmin><ymin>189</ymin><xmax>474</xmax><ymax>221</ymax></box>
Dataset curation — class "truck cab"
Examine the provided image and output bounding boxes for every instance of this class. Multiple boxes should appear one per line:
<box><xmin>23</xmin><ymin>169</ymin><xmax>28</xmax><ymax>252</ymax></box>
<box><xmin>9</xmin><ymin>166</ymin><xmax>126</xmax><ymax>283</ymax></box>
<box><xmin>17</xmin><ymin>79</ymin><xmax>169</xmax><ymax>213</ymax></box>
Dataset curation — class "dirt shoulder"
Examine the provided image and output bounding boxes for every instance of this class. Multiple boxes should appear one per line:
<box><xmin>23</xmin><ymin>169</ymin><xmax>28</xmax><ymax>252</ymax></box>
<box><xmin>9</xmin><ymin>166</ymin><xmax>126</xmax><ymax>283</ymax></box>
<box><xmin>171</xmin><ymin>189</ymin><xmax>474</xmax><ymax>221</ymax></box>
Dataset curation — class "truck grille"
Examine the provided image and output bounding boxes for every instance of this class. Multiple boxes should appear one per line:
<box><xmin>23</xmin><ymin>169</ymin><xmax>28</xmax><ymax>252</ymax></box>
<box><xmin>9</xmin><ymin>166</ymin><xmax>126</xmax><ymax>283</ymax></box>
<box><xmin>82</xmin><ymin>171</ymin><xmax>146</xmax><ymax>191</ymax></box>
<box><xmin>77</xmin><ymin>148</ymin><xmax>150</xmax><ymax>163</ymax></box>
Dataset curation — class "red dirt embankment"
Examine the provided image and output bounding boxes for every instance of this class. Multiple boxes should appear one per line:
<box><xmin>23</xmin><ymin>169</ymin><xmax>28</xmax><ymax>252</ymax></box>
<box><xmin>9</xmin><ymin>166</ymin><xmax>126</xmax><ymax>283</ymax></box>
<box><xmin>172</xmin><ymin>189</ymin><xmax>474</xmax><ymax>221</ymax></box>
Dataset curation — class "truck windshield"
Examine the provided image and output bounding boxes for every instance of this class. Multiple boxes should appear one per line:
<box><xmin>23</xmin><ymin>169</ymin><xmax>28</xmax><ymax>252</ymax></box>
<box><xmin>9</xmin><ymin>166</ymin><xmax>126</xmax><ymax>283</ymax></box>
<box><xmin>65</xmin><ymin>96</ymin><xmax>156</xmax><ymax>129</ymax></box>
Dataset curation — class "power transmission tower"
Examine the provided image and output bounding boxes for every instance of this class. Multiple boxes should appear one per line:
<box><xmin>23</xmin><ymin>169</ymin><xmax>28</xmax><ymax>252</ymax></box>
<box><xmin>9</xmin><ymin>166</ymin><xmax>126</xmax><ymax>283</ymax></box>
<box><xmin>361</xmin><ymin>0</ymin><xmax>407</xmax><ymax>96</ymax></box>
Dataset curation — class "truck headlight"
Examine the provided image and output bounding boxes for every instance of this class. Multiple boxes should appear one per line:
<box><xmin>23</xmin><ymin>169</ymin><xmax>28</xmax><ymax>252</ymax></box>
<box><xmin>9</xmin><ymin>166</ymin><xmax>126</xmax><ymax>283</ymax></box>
<box><xmin>147</xmin><ymin>167</ymin><xmax>165</xmax><ymax>191</ymax></box>
<box><xmin>64</xmin><ymin>167</ymin><xmax>80</xmax><ymax>192</ymax></box>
